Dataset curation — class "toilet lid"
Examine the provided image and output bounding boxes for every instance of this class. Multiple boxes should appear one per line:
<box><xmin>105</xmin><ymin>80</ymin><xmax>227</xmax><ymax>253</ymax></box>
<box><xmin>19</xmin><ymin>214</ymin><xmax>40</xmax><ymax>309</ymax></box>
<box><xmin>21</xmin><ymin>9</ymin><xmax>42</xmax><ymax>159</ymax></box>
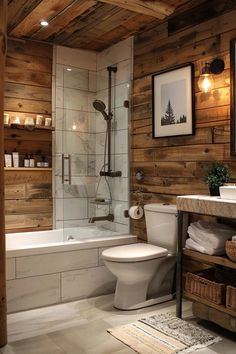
<box><xmin>102</xmin><ymin>243</ymin><xmax>168</xmax><ymax>262</ymax></box>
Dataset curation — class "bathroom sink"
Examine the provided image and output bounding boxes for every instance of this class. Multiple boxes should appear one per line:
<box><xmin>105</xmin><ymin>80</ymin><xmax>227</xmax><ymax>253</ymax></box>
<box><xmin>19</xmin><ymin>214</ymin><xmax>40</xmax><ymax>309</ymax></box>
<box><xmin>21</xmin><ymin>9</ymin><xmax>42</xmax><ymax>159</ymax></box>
<box><xmin>220</xmin><ymin>186</ymin><xmax>236</xmax><ymax>200</ymax></box>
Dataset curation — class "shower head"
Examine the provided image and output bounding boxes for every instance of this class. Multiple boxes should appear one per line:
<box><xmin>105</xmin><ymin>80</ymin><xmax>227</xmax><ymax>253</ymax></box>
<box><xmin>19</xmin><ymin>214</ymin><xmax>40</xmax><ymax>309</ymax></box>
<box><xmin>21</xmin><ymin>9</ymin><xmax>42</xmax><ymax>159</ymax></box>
<box><xmin>93</xmin><ymin>100</ymin><xmax>109</xmax><ymax>120</ymax></box>
<box><xmin>93</xmin><ymin>99</ymin><xmax>106</xmax><ymax>112</ymax></box>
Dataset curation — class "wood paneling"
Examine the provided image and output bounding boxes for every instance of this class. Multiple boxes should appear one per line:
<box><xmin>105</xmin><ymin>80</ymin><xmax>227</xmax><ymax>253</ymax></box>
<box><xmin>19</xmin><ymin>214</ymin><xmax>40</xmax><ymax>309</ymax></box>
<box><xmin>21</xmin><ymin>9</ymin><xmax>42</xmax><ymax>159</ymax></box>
<box><xmin>131</xmin><ymin>6</ymin><xmax>236</xmax><ymax>240</ymax></box>
<box><xmin>6</xmin><ymin>0</ymin><xmax>198</xmax><ymax>51</ymax></box>
<box><xmin>0</xmin><ymin>0</ymin><xmax>7</xmax><ymax>347</ymax></box>
<box><xmin>4</xmin><ymin>39</ymin><xmax>53</xmax><ymax>233</ymax></box>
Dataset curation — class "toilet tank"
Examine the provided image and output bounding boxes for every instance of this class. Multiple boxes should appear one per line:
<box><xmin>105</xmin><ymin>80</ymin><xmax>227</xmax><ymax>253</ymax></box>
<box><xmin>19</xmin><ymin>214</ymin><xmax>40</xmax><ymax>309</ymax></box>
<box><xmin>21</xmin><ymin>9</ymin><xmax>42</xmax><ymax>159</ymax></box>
<box><xmin>144</xmin><ymin>203</ymin><xmax>178</xmax><ymax>255</ymax></box>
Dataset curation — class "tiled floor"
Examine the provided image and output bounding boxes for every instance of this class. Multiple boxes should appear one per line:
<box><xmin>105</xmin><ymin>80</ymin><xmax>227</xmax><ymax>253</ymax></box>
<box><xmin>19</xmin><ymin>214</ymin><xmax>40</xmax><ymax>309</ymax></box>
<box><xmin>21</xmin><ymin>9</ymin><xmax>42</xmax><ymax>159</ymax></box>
<box><xmin>1</xmin><ymin>294</ymin><xmax>236</xmax><ymax>353</ymax></box>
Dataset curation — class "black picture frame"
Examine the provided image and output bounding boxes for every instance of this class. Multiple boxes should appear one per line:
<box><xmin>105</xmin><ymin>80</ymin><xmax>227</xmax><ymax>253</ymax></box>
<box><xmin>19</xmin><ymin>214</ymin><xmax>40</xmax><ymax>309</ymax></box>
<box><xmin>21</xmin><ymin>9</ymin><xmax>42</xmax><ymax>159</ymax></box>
<box><xmin>152</xmin><ymin>63</ymin><xmax>195</xmax><ymax>139</ymax></box>
<box><xmin>230</xmin><ymin>38</ymin><xmax>236</xmax><ymax>155</ymax></box>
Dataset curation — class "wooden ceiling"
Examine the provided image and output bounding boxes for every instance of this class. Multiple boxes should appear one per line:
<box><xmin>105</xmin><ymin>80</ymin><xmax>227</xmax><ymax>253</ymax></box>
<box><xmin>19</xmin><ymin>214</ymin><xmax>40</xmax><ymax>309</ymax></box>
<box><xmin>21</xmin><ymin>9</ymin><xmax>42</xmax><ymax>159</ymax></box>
<box><xmin>7</xmin><ymin>0</ymin><xmax>198</xmax><ymax>51</ymax></box>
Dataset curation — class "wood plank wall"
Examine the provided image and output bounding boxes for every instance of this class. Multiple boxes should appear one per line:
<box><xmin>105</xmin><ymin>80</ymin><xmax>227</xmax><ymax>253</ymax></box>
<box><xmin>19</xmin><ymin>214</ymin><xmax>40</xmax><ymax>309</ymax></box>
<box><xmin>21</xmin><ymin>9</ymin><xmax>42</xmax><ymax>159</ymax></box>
<box><xmin>4</xmin><ymin>39</ymin><xmax>53</xmax><ymax>233</ymax></box>
<box><xmin>0</xmin><ymin>0</ymin><xmax>7</xmax><ymax>347</ymax></box>
<box><xmin>131</xmin><ymin>7</ymin><xmax>236</xmax><ymax>240</ymax></box>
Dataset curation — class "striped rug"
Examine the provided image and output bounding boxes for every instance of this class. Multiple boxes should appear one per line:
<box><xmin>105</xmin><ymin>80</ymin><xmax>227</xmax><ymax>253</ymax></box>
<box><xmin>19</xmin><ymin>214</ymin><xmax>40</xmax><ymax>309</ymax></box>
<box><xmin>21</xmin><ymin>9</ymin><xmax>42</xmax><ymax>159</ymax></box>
<box><xmin>108</xmin><ymin>313</ymin><xmax>221</xmax><ymax>354</ymax></box>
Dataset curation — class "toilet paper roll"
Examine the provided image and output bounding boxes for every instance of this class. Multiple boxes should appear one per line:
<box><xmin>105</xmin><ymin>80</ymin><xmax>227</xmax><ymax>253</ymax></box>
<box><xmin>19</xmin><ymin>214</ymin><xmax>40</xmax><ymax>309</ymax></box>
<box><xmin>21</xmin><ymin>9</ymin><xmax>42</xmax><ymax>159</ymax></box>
<box><xmin>129</xmin><ymin>205</ymin><xmax>143</xmax><ymax>220</ymax></box>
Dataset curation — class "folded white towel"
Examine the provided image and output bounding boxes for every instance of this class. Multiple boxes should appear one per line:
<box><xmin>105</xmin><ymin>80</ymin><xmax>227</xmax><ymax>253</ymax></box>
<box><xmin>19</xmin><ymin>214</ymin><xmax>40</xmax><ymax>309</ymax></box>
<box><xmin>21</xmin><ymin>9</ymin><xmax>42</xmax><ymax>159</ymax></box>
<box><xmin>188</xmin><ymin>227</ymin><xmax>231</xmax><ymax>249</ymax></box>
<box><xmin>187</xmin><ymin>221</ymin><xmax>235</xmax><ymax>249</ymax></box>
<box><xmin>185</xmin><ymin>238</ymin><xmax>226</xmax><ymax>256</ymax></box>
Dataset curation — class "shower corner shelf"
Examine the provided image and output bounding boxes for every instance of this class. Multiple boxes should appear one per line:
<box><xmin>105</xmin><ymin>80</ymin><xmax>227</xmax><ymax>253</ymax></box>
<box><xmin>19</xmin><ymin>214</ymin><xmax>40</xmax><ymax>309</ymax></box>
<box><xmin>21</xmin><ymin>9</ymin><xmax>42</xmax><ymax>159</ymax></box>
<box><xmin>90</xmin><ymin>199</ymin><xmax>112</xmax><ymax>206</ymax></box>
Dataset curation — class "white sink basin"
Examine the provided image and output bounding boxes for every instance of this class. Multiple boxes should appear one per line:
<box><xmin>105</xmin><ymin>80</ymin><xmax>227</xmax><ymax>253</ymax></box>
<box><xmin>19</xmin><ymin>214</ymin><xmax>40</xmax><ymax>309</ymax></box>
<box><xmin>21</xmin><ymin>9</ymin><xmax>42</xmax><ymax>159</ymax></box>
<box><xmin>220</xmin><ymin>186</ymin><xmax>236</xmax><ymax>200</ymax></box>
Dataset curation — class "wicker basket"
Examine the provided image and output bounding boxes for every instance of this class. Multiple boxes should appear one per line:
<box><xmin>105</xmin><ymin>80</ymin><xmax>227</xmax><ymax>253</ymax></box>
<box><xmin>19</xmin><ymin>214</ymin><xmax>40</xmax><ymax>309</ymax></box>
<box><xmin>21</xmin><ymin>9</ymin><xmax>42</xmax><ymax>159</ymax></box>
<box><xmin>226</xmin><ymin>240</ymin><xmax>236</xmax><ymax>262</ymax></box>
<box><xmin>226</xmin><ymin>285</ymin><xmax>236</xmax><ymax>311</ymax></box>
<box><xmin>185</xmin><ymin>268</ymin><xmax>226</xmax><ymax>305</ymax></box>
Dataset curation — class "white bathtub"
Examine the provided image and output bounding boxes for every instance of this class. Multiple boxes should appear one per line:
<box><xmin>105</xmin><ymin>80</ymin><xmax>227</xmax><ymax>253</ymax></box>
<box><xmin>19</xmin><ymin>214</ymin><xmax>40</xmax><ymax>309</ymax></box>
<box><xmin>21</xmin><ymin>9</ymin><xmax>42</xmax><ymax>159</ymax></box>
<box><xmin>6</xmin><ymin>227</ymin><xmax>137</xmax><ymax>313</ymax></box>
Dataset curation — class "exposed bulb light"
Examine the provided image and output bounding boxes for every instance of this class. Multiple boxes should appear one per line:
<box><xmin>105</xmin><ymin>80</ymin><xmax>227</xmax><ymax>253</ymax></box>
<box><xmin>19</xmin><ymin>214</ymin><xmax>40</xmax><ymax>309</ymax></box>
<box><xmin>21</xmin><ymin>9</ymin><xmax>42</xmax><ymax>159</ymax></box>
<box><xmin>66</xmin><ymin>68</ymin><xmax>72</xmax><ymax>72</ymax></box>
<box><xmin>40</xmin><ymin>20</ymin><xmax>49</xmax><ymax>27</ymax></box>
<box><xmin>72</xmin><ymin>122</ymin><xmax>77</xmax><ymax>131</ymax></box>
<box><xmin>198</xmin><ymin>63</ymin><xmax>214</xmax><ymax>93</ymax></box>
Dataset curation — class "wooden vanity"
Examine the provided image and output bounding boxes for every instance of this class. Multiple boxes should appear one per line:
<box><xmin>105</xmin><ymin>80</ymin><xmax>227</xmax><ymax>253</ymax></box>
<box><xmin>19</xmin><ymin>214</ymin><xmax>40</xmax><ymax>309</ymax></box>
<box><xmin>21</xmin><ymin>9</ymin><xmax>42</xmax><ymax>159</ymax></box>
<box><xmin>176</xmin><ymin>195</ymin><xmax>236</xmax><ymax>331</ymax></box>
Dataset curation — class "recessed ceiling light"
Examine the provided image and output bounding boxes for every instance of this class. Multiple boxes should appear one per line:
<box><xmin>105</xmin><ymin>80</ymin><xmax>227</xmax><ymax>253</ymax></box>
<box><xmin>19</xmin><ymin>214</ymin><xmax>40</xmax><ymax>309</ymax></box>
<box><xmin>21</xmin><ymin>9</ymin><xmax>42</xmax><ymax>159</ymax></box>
<box><xmin>40</xmin><ymin>20</ymin><xmax>49</xmax><ymax>27</ymax></box>
<box><xmin>66</xmin><ymin>68</ymin><xmax>72</xmax><ymax>72</ymax></box>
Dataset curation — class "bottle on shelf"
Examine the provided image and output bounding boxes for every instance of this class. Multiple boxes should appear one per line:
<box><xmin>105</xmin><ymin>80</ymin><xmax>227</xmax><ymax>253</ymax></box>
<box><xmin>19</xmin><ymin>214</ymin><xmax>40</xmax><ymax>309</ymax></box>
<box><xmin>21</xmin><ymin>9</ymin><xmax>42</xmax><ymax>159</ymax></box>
<box><xmin>4</xmin><ymin>151</ymin><xmax>12</xmax><ymax>168</ymax></box>
<box><xmin>29</xmin><ymin>155</ymin><xmax>35</xmax><ymax>168</ymax></box>
<box><xmin>12</xmin><ymin>151</ymin><xmax>19</xmax><ymax>168</ymax></box>
<box><xmin>24</xmin><ymin>154</ymin><xmax>30</xmax><ymax>168</ymax></box>
<box><xmin>42</xmin><ymin>156</ymin><xmax>49</xmax><ymax>168</ymax></box>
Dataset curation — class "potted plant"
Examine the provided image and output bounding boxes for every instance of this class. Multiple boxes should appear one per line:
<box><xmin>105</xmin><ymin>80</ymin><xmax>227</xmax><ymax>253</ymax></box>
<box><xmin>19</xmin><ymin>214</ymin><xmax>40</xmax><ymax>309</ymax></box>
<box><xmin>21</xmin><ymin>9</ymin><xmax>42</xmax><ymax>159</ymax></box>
<box><xmin>204</xmin><ymin>162</ymin><xmax>231</xmax><ymax>196</ymax></box>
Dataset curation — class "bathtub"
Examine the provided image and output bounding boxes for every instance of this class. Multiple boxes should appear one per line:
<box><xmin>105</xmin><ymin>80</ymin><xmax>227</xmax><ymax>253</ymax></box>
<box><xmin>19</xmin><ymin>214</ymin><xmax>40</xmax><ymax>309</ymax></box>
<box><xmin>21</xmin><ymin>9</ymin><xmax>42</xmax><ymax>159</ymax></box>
<box><xmin>6</xmin><ymin>227</ymin><xmax>137</xmax><ymax>313</ymax></box>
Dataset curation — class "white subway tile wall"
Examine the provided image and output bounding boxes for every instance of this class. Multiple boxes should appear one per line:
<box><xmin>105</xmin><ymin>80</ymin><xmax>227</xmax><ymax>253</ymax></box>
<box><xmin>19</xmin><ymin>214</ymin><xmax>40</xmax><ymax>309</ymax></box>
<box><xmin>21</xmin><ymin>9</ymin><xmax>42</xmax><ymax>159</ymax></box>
<box><xmin>53</xmin><ymin>38</ymin><xmax>133</xmax><ymax>231</ymax></box>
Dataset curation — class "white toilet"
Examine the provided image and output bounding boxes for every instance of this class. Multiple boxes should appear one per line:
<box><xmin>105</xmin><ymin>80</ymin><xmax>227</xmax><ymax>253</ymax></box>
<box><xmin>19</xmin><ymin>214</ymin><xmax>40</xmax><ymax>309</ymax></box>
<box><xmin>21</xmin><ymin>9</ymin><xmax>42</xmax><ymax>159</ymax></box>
<box><xmin>102</xmin><ymin>203</ymin><xmax>178</xmax><ymax>310</ymax></box>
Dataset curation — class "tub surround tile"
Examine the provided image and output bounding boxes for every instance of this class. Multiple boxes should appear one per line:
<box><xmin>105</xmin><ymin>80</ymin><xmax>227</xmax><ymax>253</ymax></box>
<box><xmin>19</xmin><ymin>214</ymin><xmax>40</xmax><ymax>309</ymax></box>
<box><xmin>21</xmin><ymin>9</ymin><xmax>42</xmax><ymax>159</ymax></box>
<box><xmin>64</xmin><ymin>68</ymin><xmax>89</xmax><ymax>91</ymax></box>
<box><xmin>114</xmin><ymin>106</ymin><xmax>129</xmax><ymax>131</ymax></box>
<box><xmin>7</xmin><ymin>274</ymin><xmax>61</xmax><ymax>313</ymax></box>
<box><xmin>55</xmin><ymin>64</ymin><xmax>64</xmax><ymax>87</ymax></box>
<box><xmin>64</xmin><ymin>88</ymin><xmax>89</xmax><ymax>111</ymax></box>
<box><xmin>61</xmin><ymin>266</ymin><xmax>116</xmax><ymax>302</ymax></box>
<box><xmin>63</xmin><ymin>198</ymin><xmax>88</xmax><ymax>220</ymax></box>
<box><xmin>16</xmin><ymin>249</ymin><xmax>98</xmax><ymax>278</ymax></box>
<box><xmin>89</xmin><ymin>71</ymin><xmax>97</xmax><ymax>92</ymax></box>
<box><xmin>114</xmin><ymin>83</ymin><xmax>130</xmax><ymax>109</ymax></box>
<box><xmin>6</xmin><ymin>258</ymin><xmax>16</xmax><ymax>280</ymax></box>
<box><xmin>114</xmin><ymin>129</ymin><xmax>128</xmax><ymax>154</ymax></box>
<box><xmin>97</xmin><ymin>37</ymin><xmax>133</xmax><ymax>71</ymax></box>
<box><xmin>53</xmin><ymin>38</ymin><xmax>131</xmax><ymax>230</ymax></box>
<box><xmin>113</xmin><ymin>200</ymin><xmax>129</xmax><ymax>225</ymax></box>
<box><xmin>64</xmin><ymin>110</ymin><xmax>89</xmax><ymax>132</ymax></box>
<box><xmin>63</xmin><ymin>132</ymin><xmax>95</xmax><ymax>155</ymax></box>
<box><xmin>55</xmin><ymin>87</ymin><xmax>63</xmax><ymax>108</ymax></box>
<box><xmin>56</xmin><ymin>46</ymin><xmax>97</xmax><ymax>71</ymax></box>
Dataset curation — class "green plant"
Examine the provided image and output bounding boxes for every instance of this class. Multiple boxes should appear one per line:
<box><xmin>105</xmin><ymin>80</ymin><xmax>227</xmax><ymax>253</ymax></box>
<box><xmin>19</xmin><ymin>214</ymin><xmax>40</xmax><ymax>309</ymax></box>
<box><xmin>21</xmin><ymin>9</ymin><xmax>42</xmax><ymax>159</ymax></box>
<box><xmin>204</xmin><ymin>162</ymin><xmax>231</xmax><ymax>188</ymax></box>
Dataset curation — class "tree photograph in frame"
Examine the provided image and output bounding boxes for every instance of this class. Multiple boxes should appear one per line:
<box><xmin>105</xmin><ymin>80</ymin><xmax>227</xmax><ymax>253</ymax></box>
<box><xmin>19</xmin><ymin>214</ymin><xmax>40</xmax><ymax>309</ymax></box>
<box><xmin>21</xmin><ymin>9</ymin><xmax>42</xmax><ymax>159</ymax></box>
<box><xmin>152</xmin><ymin>63</ymin><xmax>195</xmax><ymax>138</ymax></box>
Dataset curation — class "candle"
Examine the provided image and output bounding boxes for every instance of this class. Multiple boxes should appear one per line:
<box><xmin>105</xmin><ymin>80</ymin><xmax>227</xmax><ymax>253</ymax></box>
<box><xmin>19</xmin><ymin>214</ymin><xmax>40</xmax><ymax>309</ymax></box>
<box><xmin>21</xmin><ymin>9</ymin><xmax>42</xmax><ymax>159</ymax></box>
<box><xmin>4</xmin><ymin>113</ymin><xmax>10</xmax><ymax>125</ymax></box>
<box><xmin>36</xmin><ymin>115</ymin><xmax>43</xmax><ymax>126</ymax></box>
<box><xmin>45</xmin><ymin>117</ymin><xmax>52</xmax><ymax>127</ymax></box>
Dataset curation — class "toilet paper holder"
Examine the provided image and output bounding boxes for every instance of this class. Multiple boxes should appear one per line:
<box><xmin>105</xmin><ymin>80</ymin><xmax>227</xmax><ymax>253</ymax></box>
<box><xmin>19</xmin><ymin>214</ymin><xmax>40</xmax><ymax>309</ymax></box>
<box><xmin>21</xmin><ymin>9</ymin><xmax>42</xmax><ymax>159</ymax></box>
<box><xmin>124</xmin><ymin>188</ymin><xmax>144</xmax><ymax>218</ymax></box>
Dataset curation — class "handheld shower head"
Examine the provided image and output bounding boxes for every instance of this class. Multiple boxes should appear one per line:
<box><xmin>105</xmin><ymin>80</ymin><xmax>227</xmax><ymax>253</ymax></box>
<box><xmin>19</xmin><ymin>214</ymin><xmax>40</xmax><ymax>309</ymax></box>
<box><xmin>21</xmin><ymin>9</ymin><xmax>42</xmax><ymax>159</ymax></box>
<box><xmin>93</xmin><ymin>99</ymin><xmax>106</xmax><ymax>112</ymax></box>
<box><xmin>93</xmin><ymin>100</ymin><xmax>110</xmax><ymax>120</ymax></box>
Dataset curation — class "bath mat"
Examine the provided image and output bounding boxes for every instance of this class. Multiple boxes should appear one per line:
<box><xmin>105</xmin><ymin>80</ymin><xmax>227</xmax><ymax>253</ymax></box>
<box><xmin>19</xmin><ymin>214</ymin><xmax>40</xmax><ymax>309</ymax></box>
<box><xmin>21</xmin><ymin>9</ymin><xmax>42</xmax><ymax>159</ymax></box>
<box><xmin>108</xmin><ymin>313</ymin><xmax>221</xmax><ymax>354</ymax></box>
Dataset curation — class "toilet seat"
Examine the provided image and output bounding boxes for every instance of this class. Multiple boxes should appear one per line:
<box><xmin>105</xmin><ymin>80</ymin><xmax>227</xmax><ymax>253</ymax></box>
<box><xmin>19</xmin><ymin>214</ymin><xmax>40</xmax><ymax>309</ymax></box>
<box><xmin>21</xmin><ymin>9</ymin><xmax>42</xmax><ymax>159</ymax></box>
<box><xmin>102</xmin><ymin>243</ymin><xmax>168</xmax><ymax>262</ymax></box>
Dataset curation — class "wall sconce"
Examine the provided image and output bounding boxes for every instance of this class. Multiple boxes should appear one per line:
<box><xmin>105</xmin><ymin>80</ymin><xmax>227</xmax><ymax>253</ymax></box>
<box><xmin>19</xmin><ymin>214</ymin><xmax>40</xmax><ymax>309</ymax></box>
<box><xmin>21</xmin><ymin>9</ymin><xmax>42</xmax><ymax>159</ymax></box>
<box><xmin>198</xmin><ymin>59</ymin><xmax>225</xmax><ymax>93</ymax></box>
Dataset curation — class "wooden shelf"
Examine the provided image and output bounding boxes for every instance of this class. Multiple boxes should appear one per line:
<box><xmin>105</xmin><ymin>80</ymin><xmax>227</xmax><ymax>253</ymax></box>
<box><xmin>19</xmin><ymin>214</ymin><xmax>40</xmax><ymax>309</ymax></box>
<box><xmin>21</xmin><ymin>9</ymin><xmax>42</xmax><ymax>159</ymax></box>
<box><xmin>183</xmin><ymin>249</ymin><xmax>236</xmax><ymax>270</ymax></box>
<box><xmin>4</xmin><ymin>124</ymin><xmax>55</xmax><ymax>131</ymax></box>
<box><xmin>4</xmin><ymin>168</ymin><xmax>52</xmax><ymax>171</ymax></box>
<box><xmin>184</xmin><ymin>291</ymin><xmax>236</xmax><ymax>317</ymax></box>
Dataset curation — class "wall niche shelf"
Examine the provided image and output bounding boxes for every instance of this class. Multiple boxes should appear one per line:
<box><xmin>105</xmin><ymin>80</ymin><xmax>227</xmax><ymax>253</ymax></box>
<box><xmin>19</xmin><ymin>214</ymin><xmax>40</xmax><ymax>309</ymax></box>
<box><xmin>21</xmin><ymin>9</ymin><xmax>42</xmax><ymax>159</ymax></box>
<box><xmin>4</xmin><ymin>124</ymin><xmax>55</xmax><ymax>131</ymax></box>
<box><xmin>4</xmin><ymin>168</ymin><xmax>52</xmax><ymax>171</ymax></box>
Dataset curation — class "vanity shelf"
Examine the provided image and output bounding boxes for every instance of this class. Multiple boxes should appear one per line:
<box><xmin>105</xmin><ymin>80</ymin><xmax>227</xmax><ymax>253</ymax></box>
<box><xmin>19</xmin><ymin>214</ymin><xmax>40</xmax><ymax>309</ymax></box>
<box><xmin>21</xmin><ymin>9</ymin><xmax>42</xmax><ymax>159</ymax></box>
<box><xmin>183</xmin><ymin>249</ymin><xmax>236</xmax><ymax>270</ymax></box>
<box><xmin>176</xmin><ymin>195</ymin><xmax>236</xmax><ymax>332</ymax></box>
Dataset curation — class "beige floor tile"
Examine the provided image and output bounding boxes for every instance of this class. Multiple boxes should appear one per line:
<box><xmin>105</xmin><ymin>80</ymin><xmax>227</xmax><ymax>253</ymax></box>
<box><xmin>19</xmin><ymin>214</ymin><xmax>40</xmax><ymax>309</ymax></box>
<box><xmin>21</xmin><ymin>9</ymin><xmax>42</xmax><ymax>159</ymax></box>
<box><xmin>1</xmin><ymin>335</ymin><xmax>66</xmax><ymax>354</ymax></box>
<box><xmin>3</xmin><ymin>294</ymin><xmax>236</xmax><ymax>354</ymax></box>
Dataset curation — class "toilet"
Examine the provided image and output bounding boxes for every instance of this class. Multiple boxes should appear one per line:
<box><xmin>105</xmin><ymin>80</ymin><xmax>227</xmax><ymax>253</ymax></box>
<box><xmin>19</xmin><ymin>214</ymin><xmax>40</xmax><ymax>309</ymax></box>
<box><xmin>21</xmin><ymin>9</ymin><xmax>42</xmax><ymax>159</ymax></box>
<box><xmin>102</xmin><ymin>203</ymin><xmax>178</xmax><ymax>310</ymax></box>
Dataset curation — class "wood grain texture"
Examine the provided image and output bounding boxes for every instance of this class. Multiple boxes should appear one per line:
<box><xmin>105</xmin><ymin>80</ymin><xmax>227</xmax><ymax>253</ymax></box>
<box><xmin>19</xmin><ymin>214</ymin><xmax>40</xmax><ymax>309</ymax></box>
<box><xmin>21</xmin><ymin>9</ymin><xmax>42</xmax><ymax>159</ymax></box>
<box><xmin>98</xmin><ymin>0</ymin><xmax>175</xmax><ymax>19</ymax></box>
<box><xmin>0</xmin><ymin>0</ymin><xmax>7</xmax><ymax>347</ymax></box>
<box><xmin>4</xmin><ymin>39</ymin><xmax>53</xmax><ymax>233</ymax></box>
<box><xmin>6</xmin><ymin>0</ymin><xmax>198</xmax><ymax>51</ymax></box>
<box><xmin>131</xmin><ymin>5</ymin><xmax>236</xmax><ymax>240</ymax></box>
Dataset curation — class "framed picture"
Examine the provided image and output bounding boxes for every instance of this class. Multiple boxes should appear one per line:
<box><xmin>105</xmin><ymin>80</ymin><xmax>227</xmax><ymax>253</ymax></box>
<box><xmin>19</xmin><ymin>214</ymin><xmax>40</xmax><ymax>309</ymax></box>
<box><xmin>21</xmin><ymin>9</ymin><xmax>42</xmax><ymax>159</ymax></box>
<box><xmin>152</xmin><ymin>63</ymin><xmax>195</xmax><ymax>138</ymax></box>
<box><xmin>230</xmin><ymin>38</ymin><xmax>236</xmax><ymax>155</ymax></box>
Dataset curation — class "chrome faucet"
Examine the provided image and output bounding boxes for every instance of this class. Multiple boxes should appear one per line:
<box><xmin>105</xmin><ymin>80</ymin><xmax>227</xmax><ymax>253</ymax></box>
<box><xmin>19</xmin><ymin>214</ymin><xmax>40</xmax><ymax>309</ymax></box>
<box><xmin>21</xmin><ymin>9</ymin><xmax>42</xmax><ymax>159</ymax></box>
<box><xmin>89</xmin><ymin>213</ymin><xmax>114</xmax><ymax>223</ymax></box>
